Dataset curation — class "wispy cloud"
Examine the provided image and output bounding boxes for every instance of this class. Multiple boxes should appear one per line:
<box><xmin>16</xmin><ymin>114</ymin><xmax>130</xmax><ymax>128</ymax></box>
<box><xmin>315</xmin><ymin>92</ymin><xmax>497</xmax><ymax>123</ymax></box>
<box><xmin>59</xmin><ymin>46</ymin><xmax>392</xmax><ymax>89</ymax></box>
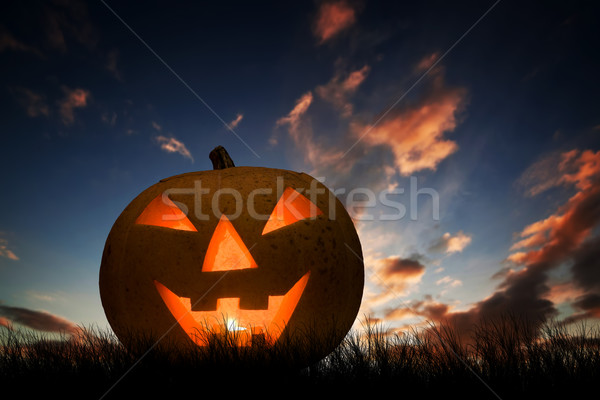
<box><xmin>0</xmin><ymin>30</ymin><xmax>43</xmax><ymax>57</ymax></box>
<box><xmin>12</xmin><ymin>87</ymin><xmax>50</xmax><ymax>118</ymax></box>
<box><xmin>156</xmin><ymin>135</ymin><xmax>194</xmax><ymax>162</ymax></box>
<box><xmin>0</xmin><ymin>305</ymin><xmax>78</xmax><ymax>335</ymax></box>
<box><xmin>313</xmin><ymin>1</ymin><xmax>357</xmax><ymax>44</ymax></box>
<box><xmin>367</xmin><ymin>255</ymin><xmax>426</xmax><ymax>307</ymax></box>
<box><xmin>43</xmin><ymin>0</ymin><xmax>99</xmax><ymax>53</ymax></box>
<box><xmin>516</xmin><ymin>149</ymin><xmax>600</xmax><ymax>197</ymax></box>
<box><xmin>101</xmin><ymin>111</ymin><xmax>117</xmax><ymax>126</ymax></box>
<box><xmin>151</xmin><ymin>121</ymin><xmax>162</xmax><ymax>131</ymax></box>
<box><xmin>276</xmin><ymin>92</ymin><xmax>313</xmax><ymax>137</ymax></box>
<box><xmin>227</xmin><ymin>113</ymin><xmax>244</xmax><ymax>130</ymax></box>
<box><xmin>275</xmin><ymin>90</ymin><xmax>346</xmax><ymax>168</ymax></box>
<box><xmin>429</xmin><ymin>231</ymin><xmax>472</xmax><ymax>254</ymax></box>
<box><xmin>0</xmin><ymin>237</ymin><xmax>18</xmax><ymax>261</ymax></box>
<box><xmin>435</xmin><ymin>275</ymin><xmax>463</xmax><ymax>288</ymax></box>
<box><xmin>354</xmin><ymin>74</ymin><xmax>466</xmax><ymax>176</ymax></box>
<box><xmin>316</xmin><ymin>65</ymin><xmax>370</xmax><ymax>117</ymax></box>
<box><xmin>58</xmin><ymin>86</ymin><xmax>91</xmax><ymax>125</ymax></box>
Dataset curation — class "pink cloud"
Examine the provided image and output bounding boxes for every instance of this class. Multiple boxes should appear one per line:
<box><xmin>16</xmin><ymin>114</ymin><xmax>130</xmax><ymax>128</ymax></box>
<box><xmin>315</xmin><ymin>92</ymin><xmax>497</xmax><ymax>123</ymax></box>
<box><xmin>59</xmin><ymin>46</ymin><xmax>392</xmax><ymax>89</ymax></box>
<box><xmin>313</xmin><ymin>1</ymin><xmax>356</xmax><ymax>44</ymax></box>
<box><xmin>156</xmin><ymin>136</ymin><xmax>194</xmax><ymax>162</ymax></box>
<box><xmin>415</xmin><ymin>52</ymin><xmax>440</xmax><ymax>72</ymax></box>
<box><xmin>517</xmin><ymin>149</ymin><xmax>600</xmax><ymax>197</ymax></box>
<box><xmin>316</xmin><ymin>65</ymin><xmax>370</xmax><ymax>117</ymax></box>
<box><xmin>12</xmin><ymin>87</ymin><xmax>49</xmax><ymax>118</ymax></box>
<box><xmin>227</xmin><ymin>113</ymin><xmax>244</xmax><ymax>130</ymax></box>
<box><xmin>275</xmin><ymin>91</ymin><xmax>344</xmax><ymax>166</ymax></box>
<box><xmin>355</xmin><ymin>79</ymin><xmax>466</xmax><ymax>176</ymax></box>
<box><xmin>0</xmin><ymin>237</ymin><xmax>19</xmax><ymax>261</ymax></box>
<box><xmin>276</xmin><ymin>91</ymin><xmax>313</xmax><ymax>138</ymax></box>
<box><xmin>58</xmin><ymin>87</ymin><xmax>90</xmax><ymax>125</ymax></box>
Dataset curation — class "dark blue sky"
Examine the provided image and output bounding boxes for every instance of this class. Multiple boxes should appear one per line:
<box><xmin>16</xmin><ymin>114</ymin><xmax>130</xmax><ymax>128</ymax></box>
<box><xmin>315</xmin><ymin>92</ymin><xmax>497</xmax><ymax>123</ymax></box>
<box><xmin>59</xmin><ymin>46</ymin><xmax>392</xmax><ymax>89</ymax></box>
<box><xmin>1</xmin><ymin>0</ymin><xmax>599</xmax><ymax>334</ymax></box>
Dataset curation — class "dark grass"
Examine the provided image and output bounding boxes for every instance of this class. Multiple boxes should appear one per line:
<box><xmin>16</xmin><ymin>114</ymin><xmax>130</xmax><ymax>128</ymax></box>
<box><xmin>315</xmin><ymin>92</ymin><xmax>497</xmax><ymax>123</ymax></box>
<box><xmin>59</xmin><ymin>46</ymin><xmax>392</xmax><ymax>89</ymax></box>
<box><xmin>1</xmin><ymin>315</ymin><xmax>599</xmax><ymax>399</ymax></box>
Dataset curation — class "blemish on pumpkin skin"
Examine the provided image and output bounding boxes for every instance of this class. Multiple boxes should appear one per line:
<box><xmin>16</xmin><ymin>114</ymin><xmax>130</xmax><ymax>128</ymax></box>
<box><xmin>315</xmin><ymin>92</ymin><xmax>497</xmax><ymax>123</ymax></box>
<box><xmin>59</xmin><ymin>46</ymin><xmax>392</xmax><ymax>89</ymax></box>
<box><xmin>270</xmin><ymin>244</ymin><xmax>278</xmax><ymax>250</ymax></box>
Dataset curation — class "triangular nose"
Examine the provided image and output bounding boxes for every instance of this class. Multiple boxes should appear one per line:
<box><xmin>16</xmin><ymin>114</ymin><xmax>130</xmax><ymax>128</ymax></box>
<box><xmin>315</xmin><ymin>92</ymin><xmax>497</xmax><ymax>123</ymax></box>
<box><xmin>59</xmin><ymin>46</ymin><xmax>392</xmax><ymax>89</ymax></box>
<box><xmin>202</xmin><ymin>215</ymin><xmax>257</xmax><ymax>272</ymax></box>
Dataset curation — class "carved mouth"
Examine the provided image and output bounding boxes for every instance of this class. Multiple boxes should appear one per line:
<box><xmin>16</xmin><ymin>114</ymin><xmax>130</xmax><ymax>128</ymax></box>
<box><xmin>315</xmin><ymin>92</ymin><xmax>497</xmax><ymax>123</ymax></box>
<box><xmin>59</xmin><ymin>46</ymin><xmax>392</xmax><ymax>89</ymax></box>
<box><xmin>154</xmin><ymin>272</ymin><xmax>310</xmax><ymax>346</ymax></box>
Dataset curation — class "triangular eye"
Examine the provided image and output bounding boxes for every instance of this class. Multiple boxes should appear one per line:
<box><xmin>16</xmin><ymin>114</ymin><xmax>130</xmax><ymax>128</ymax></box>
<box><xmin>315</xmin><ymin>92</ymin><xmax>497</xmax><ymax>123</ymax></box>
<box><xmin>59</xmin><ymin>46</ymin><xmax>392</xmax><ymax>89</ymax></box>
<box><xmin>262</xmin><ymin>187</ymin><xmax>323</xmax><ymax>235</ymax></box>
<box><xmin>202</xmin><ymin>215</ymin><xmax>258</xmax><ymax>272</ymax></box>
<box><xmin>135</xmin><ymin>194</ymin><xmax>197</xmax><ymax>232</ymax></box>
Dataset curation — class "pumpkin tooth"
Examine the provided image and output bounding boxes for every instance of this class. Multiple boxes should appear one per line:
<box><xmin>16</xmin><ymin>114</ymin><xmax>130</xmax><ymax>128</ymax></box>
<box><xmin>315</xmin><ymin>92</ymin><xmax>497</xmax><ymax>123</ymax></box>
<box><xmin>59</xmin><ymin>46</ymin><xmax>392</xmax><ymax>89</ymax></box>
<box><xmin>154</xmin><ymin>271</ymin><xmax>310</xmax><ymax>346</ymax></box>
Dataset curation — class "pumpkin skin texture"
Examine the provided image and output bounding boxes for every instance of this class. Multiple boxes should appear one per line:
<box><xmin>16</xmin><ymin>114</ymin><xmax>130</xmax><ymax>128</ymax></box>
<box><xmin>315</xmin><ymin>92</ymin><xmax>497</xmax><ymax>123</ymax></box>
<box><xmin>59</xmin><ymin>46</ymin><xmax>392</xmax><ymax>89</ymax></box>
<box><xmin>99</xmin><ymin>165</ymin><xmax>364</xmax><ymax>361</ymax></box>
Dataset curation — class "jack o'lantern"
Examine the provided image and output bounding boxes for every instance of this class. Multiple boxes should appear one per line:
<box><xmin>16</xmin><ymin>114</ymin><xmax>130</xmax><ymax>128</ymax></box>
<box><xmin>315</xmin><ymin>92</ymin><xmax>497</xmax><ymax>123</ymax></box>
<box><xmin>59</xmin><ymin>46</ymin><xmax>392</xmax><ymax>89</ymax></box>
<box><xmin>99</xmin><ymin>146</ymin><xmax>364</xmax><ymax>359</ymax></box>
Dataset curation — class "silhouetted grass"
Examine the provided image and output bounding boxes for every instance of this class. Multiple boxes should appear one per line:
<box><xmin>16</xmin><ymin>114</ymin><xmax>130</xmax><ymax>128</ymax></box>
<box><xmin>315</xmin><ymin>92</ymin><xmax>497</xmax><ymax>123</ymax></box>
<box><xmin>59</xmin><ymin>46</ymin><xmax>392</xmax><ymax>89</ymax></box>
<box><xmin>1</xmin><ymin>315</ymin><xmax>599</xmax><ymax>399</ymax></box>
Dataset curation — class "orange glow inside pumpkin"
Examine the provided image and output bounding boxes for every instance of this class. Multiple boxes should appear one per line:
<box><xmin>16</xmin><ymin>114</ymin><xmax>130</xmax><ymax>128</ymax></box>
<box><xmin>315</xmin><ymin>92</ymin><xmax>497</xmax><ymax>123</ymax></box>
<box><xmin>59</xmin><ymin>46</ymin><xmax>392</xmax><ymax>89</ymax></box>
<box><xmin>262</xmin><ymin>187</ymin><xmax>323</xmax><ymax>235</ymax></box>
<box><xmin>202</xmin><ymin>215</ymin><xmax>257</xmax><ymax>272</ymax></box>
<box><xmin>154</xmin><ymin>271</ymin><xmax>310</xmax><ymax>346</ymax></box>
<box><xmin>135</xmin><ymin>194</ymin><xmax>197</xmax><ymax>232</ymax></box>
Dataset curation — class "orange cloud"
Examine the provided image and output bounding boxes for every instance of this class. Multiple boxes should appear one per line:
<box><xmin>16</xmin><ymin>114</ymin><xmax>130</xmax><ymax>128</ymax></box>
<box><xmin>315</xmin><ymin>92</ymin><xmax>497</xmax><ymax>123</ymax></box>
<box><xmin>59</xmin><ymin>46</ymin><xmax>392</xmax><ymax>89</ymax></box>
<box><xmin>313</xmin><ymin>1</ymin><xmax>356</xmax><ymax>44</ymax></box>
<box><xmin>543</xmin><ymin>282</ymin><xmax>585</xmax><ymax>305</ymax></box>
<box><xmin>12</xmin><ymin>87</ymin><xmax>49</xmax><ymax>118</ymax></box>
<box><xmin>429</xmin><ymin>231</ymin><xmax>472</xmax><ymax>254</ymax></box>
<box><xmin>275</xmin><ymin>91</ymin><xmax>346</xmax><ymax>168</ymax></box>
<box><xmin>415</xmin><ymin>52</ymin><xmax>440</xmax><ymax>72</ymax></box>
<box><xmin>58</xmin><ymin>87</ymin><xmax>90</xmax><ymax>125</ymax></box>
<box><xmin>508</xmin><ymin>152</ymin><xmax>600</xmax><ymax>267</ymax></box>
<box><xmin>276</xmin><ymin>91</ymin><xmax>313</xmax><ymax>138</ymax></box>
<box><xmin>517</xmin><ymin>149</ymin><xmax>600</xmax><ymax>197</ymax></box>
<box><xmin>369</xmin><ymin>256</ymin><xmax>426</xmax><ymax>305</ymax></box>
<box><xmin>316</xmin><ymin>65</ymin><xmax>370</xmax><ymax>117</ymax></box>
<box><xmin>387</xmin><ymin>295</ymin><xmax>453</xmax><ymax>323</ymax></box>
<box><xmin>355</xmin><ymin>76</ymin><xmax>466</xmax><ymax>176</ymax></box>
<box><xmin>156</xmin><ymin>136</ymin><xmax>194</xmax><ymax>162</ymax></box>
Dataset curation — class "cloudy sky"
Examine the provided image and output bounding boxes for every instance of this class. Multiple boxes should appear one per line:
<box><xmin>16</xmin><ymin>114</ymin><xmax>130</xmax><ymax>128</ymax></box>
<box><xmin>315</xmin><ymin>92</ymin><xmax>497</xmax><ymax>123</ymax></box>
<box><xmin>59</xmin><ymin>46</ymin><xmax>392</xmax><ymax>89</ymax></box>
<box><xmin>1</xmin><ymin>0</ymin><xmax>599</xmax><ymax>337</ymax></box>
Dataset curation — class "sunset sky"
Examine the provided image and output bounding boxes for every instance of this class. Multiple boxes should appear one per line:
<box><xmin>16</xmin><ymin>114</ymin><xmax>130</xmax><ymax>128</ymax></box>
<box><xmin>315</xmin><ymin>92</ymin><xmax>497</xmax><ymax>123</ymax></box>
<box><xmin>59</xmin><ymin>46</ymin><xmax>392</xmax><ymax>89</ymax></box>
<box><xmin>1</xmin><ymin>0</ymin><xmax>600</xmax><ymax>337</ymax></box>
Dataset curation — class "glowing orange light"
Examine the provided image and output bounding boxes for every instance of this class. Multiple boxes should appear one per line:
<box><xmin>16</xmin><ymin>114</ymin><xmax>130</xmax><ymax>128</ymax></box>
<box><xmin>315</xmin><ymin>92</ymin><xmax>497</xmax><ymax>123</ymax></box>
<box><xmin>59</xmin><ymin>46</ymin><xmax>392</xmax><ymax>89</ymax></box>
<box><xmin>154</xmin><ymin>271</ymin><xmax>310</xmax><ymax>346</ymax></box>
<box><xmin>135</xmin><ymin>194</ymin><xmax>197</xmax><ymax>231</ymax></box>
<box><xmin>262</xmin><ymin>187</ymin><xmax>322</xmax><ymax>235</ymax></box>
<box><xmin>202</xmin><ymin>215</ymin><xmax>257</xmax><ymax>272</ymax></box>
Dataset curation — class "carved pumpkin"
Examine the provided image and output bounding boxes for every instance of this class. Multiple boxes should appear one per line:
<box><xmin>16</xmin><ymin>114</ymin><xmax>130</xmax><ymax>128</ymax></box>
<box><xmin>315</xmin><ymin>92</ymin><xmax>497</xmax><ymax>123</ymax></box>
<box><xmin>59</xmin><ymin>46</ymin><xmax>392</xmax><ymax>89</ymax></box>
<box><xmin>99</xmin><ymin>146</ymin><xmax>364</xmax><ymax>360</ymax></box>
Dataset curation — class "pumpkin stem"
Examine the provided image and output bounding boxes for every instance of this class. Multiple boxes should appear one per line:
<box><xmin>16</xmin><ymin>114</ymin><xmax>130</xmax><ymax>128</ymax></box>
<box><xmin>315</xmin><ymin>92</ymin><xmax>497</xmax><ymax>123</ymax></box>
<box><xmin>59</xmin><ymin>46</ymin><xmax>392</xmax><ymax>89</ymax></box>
<box><xmin>209</xmin><ymin>146</ymin><xmax>236</xmax><ymax>170</ymax></box>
